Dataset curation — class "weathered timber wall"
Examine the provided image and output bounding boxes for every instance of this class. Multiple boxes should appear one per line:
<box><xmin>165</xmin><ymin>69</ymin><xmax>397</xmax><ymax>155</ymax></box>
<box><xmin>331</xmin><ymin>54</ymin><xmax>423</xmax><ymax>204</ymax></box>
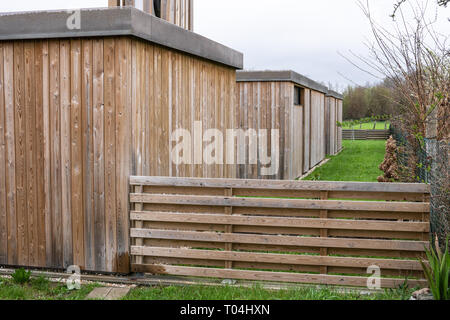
<box><xmin>325</xmin><ymin>95</ymin><xmax>343</xmax><ymax>155</ymax></box>
<box><xmin>0</xmin><ymin>36</ymin><xmax>237</xmax><ymax>273</ymax></box>
<box><xmin>236</xmin><ymin>81</ymin><xmax>327</xmax><ymax>180</ymax></box>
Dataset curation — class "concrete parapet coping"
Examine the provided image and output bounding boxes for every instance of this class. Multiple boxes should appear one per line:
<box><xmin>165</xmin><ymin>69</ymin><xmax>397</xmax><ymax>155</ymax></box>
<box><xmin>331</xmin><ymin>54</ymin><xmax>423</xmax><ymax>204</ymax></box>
<box><xmin>0</xmin><ymin>7</ymin><xmax>243</xmax><ymax>69</ymax></box>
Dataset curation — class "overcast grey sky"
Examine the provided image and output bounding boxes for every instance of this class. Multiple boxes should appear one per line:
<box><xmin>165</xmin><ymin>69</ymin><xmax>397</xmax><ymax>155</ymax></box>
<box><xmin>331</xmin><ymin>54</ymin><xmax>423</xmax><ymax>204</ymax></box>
<box><xmin>0</xmin><ymin>0</ymin><xmax>447</xmax><ymax>92</ymax></box>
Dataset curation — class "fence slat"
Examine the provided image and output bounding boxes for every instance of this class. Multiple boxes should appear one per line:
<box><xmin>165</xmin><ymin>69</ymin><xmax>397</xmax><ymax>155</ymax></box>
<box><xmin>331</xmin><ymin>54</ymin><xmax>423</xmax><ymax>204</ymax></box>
<box><xmin>131</xmin><ymin>228</ymin><xmax>428</xmax><ymax>252</ymax></box>
<box><xmin>130</xmin><ymin>193</ymin><xmax>429</xmax><ymax>213</ymax></box>
<box><xmin>130</xmin><ymin>176</ymin><xmax>430</xmax><ymax>194</ymax></box>
<box><xmin>130</xmin><ymin>211</ymin><xmax>429</xmax><ymax>232</ymax></box>
<box><xmin>131</xmin><ymin>246</ymin><xmax>423</xmax><ymax>270</ymax></box>
<box><xmin>131</xmin><ymin>264</ymin><xmax>428</xmax><ymax>288</ymax></box>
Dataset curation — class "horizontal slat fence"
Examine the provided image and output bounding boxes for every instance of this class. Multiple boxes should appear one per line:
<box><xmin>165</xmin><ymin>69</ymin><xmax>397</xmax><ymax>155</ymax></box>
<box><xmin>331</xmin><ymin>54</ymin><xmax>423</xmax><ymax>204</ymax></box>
<box><xmin>343</xmin><ymin>130</ymin><xmax>391</xmax><ymax>140</ymax></box>
<box><xmin>130</xmin><ymin>176</ymin><xmax>431</xmax><ymax>288</ymax></box>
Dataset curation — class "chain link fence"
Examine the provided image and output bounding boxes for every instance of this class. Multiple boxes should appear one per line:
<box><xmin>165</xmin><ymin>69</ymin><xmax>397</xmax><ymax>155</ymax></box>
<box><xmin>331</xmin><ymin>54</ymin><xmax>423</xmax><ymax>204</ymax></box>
<box><xmin>390</xmin><ymin>122</ymin><xmax>449</xmax><ymax>246</ymax></box>
<box><xmin>427</xmin><ymin>139</ymin><xmax>450</xmax><ymax>246</ymax></box>
<box><xmin>390</xmin><ymin>123</ymin><xmax>430</xmax><ymax>183</ymax></box>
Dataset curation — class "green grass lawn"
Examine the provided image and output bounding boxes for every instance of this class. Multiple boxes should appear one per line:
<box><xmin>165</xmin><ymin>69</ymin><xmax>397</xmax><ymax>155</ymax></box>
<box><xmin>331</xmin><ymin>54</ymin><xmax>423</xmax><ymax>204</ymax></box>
<box><xmin>0</xmin><ymin>276</ymin><xmax>98</xmax><ymax>300</ymax></box>
<box><xmin>303</xmin><ymin>140</ymin><xmax>386</xmax><ymax>182</ymax></box>
<box><xmin>342</xmin><ymin>121</ymin><xmax>390</xmax><ymax>130</ymax></box>
<box><xmin>123</xmin><ymin>284</ymin><xmax>414</xmax><ymax>301</ymax></box>
<box><xmin>0</xmin><ymin>274</ymin><xmax>415</xmax><ymax>300</ymax></box>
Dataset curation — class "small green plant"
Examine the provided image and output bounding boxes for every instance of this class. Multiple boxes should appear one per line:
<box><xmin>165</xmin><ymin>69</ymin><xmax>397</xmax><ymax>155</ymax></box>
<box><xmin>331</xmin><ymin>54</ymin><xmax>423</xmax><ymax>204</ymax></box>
<box><xmin>419</xmin><ymin>236</ymin><xmax>450</xmax><ymax>300</ymax></box>
<box><xmin>11</xmin><ymin>268</ymin><xmax>32</xmax><ymax>285</ymax></box>
<box><xmin>32</xmin><ymin>276</ymin><xmax>50</xmax><ymax>291</ymax></box>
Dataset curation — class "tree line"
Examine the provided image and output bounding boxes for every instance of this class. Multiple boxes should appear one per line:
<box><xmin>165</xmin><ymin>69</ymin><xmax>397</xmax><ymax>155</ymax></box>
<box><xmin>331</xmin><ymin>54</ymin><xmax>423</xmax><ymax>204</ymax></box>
<box><xmin>342</xmin><ymin>80</ymin><xmax>397</xmax><ymax>121</ymax></box>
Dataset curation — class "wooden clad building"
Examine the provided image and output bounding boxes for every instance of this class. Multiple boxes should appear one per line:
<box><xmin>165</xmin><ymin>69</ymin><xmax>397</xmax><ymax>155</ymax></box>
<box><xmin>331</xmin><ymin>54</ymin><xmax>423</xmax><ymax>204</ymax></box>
<box><xmin>236</xmin><ymin>70</ymin><xmax>330</xmax><ymax>180</ymax></box>
<box><xmin>109</xmin><ymin>0</ymin><xmax>194</xmax><ymax>31</ymax></box>
<box><xmin>0</xmin><ymin>7</ymin><xmax>242</xmax><ymax>273</ymax></box>
<box><xmin>325</xmin><ymin>90</ymin><xmax>343</xmax><ymax>156</ymax></box>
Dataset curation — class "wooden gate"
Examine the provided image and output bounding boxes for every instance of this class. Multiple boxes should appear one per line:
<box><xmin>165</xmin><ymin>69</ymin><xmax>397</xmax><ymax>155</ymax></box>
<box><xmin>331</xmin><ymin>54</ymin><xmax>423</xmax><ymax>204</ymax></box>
<box><xmin>129</xmin><ymin>177</ymin><xmax>430</xmax><ymax>288</ymax></box>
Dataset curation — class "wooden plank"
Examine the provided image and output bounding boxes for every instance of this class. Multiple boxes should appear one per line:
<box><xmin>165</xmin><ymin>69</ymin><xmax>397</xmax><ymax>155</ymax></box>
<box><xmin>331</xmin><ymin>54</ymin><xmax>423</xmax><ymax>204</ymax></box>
<box><xmin>60</xmin><ymin>40</ymin><xmax>73</xmax><ymax>268</ymax></box>
<box><xmin>49</xmin><ymin>40</ymin><xmax>62</xmax><ymax>267</ymax></box>
<box><xmin>108</xmin><ymin>0</ymin><xmax>120</xmax><ymax>6</ymax></box>
<box><xmin>303</xmin><ymin>89</ymin><xmax>310</xmax><ymax>172</ymax></box>
<box><xmin>41</xmin><ymin>41</ymin><xmax>52</xmax><ymax>267</ymax></box>
<box><xmin>14</xmin><ymin>41</ymin><xmax>29</xmax><ymax>266</ymax></box>
<box><xmin>134</xmin><ymin>185</ymin><xmax>144</xmax><ymax>265</ymax></box>
<box><xmin>24</xmin><ymin>41</ymin><xmax>38</xmax><ymax>267</ymax></box>
<box><xmin>129</xmin><ymin>176</ymin><xmax>430</xmax><ymax>194</ymax></box>
<box><xmin>82</xmin><ymin>39</ymin><xmax>94</xmax><ymax>270</ymax></box>
<box><xmin>131</xmin><ymin>246</ymin><xmax>423</xmax><ymax>271</ymax></box>
<box><xmin>131</xmin><ymin>40</ymin><xmax>139</xmax><ymax>176</ymax></box>
<box><xmin>136</xmin><ymin>185</ymin><xmax>426</xmax><ymax>202</ymax></box>
<box><xmin>104</xmin><ymin>38</ymin><xmax>117</xmax><ymax>272</ymax></box>
<box><xmin>34</xmin><ymin>41</ymin><xmax>46</xmax><ymax>267</ymax></box>
<box><xmin>139</xmin><ymin>41</ymin><xmax>147</xmax><ymax>177</ymax></box>
<box><xmin>224</xmin><ymin>188</ymin><xmax>233</xmax><ymax>269</ymax></box>
<box><xmin>131</xmin><ymin>229</ymin><xmax>428</xmax><ymax>252</ymax></box>
<box><xmin>115</xmin><ymin>37</ymin><xmax>131</xmax><ymax>273</ymax></box>
<box><xmin>153</xmin><ymin>46</ymin><xmax>162</xmax><ymax>176</ymax></box>
<box><xmin>189</xmin><ymin>0</ymin><xmax>193</xmax><ymax>30</ymax></box>
<box><xmin>130</xmin><ymin>212</ymin><xmax>429</xmax><ymax>232</ymax></box>
<box><xmin>93</xmin><ymin>39</ymin><xmax>106</xmax><ymax>271</ymax></box>
<box><xmin>132</xmin><ymin>264</ymin><xmax>427</xmax><ymax>288</ymax></box>
<box><xmin>189</xmin><ymin>56</ymin><xmax>195</xmax><ymax>177</ymax></box>
<box><xmin>70</xmin><ymin>39</ymin><xmax>84</xmax><ymax>269</ymax></box>
<box><xmin>319</xmin><ymin>191</ymin><xmax>328</xmax><ymax>274</ymax></box>
<box><xmin>130</xmin><ymin>194</ymin><xmax>429</xmax><ymax>213</ymax></box>
<box><xmin>135</xmin><ymin>220</ymin><xmax>424</xmax><ymax>240</ymax></box>
<box><xmin>160</xmin><ymin>45</ymin><xmax>170</xmax><ymax>177</ymax></box>
<box><xmin>0</xmin><ymin>43</ymin><xmax>6</xmax><ymax>264</ymax></box>
<box><xmin>4</xmin><ymin>43</ymin><xmax>17</xmax><ymax>265</ymax></box>
<box><xmin>143</xmin><ymin>42</ymin><xmax>151</xmax><ymax>176</ymax></box>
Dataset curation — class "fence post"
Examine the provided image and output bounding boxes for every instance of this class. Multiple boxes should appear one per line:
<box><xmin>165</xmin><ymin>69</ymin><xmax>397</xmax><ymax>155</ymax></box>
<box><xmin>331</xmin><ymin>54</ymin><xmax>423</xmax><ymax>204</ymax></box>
<box><xmin>425</xmin><ymin>108</ymin><xmax>449</xmax><ymax>247</ymax></box>
<box><xmin>224</xmin><ymin>188</ymin><xmax>233</xmax><ymax>269</ymax></box>
<box><xmin>320</xmin><ymin>191</ymin><xmax>329</xmax><ymax>274</ymax></box>
<box><xmin>134</xmin><ymin>185</ymin><xmax>144</xmax><ymax>265</ymax></box>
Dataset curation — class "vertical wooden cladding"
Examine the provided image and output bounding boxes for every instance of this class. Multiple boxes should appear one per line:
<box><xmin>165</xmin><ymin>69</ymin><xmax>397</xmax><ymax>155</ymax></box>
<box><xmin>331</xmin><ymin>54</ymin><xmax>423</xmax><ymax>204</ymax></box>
<box><xmin>235</xmin><ymin>82</ymin><xmax>291</xmax><ymax>180</ymax></box>
<box><xmin>0</xmin><ymin>38</ymin><xmax>128</xmax><ymax>273</ymax></box>
<box><xmin>325</xmin><ymin>96</ymin><xmax>343</xmax><ymax>156</ymax></box>
<box><xmin>131</xmin><ymin>39</ymin><xmax>237</xmax><ymax>179</ymax></box>
<box><xmin>109</xmin><ymin>0</ymin><xmax>194</xmax><ymax>31</ymax></box>
<box><xmin>337</xmin><ymin>99</ymin><xmax>343</xmax><ymax>152</ymax></box>
<box><xmin>236</xmin><ymin>82</ymin><xmax>327</xmax><ymax>181</ymax></box>
<box><xmin>0</xmin><ymin>36</ymin><xmax>237</xmax><ymax>273</ymax></box>
<box><xmin>309</xmin><ymin>90</ymin><xmax>326</xmax><ymax>168</ymax></box>
<box><xmin>160</xmin><ymin>0</ymin><xmax>194</xmax><ymax>31</ymax></box>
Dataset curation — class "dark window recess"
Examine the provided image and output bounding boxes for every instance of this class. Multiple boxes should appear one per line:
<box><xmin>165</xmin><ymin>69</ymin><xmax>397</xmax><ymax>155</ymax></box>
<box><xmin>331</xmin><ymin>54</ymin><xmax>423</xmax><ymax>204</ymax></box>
<box><xmin>153</xmin><ymin>0</ymin><xmax>161</xmax><ymax>18</ymax></box>
<box><xmin>294</xmin><ymin>86</ymin><xmax>304</xmax><ymax>106</ymax></box>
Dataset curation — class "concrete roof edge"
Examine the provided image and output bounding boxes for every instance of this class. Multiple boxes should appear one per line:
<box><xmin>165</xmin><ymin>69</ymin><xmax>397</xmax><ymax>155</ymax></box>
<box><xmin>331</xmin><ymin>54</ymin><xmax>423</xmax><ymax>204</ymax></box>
<box><xmin>236</xmin><ymin>70</ymin><xmax>329</xmax><ymax>94</ymax></box>
<box><xmin>0</xmin><ymin>7</ymin><xmax>243</xmax><ymax>69</ymax></box>
<box><xmin>326</xmin><ymin>90</ymin><xmax>343</xmax><ymax>100</ymax></box>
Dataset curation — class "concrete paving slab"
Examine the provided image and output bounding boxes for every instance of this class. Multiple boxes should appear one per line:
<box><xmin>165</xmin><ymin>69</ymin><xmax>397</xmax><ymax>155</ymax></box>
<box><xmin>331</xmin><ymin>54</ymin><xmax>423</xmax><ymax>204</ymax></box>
<box><xmin>86</xmin><ymin>287</ymin><xmax>113</xmax><ymax>300</ymax></box>
<box><xmin>104</xmin><ymin>287</ymin><xmax>131</xmax><ymax>300</ymax></box>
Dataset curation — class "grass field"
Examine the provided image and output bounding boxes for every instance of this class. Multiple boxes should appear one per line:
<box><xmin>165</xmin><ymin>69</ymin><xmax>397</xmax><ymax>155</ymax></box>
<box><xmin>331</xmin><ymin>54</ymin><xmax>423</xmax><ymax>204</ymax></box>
<box><xmin>303</xmin><ymin>140</ymin><xmax>386</xmax><ymax>182</ymax></box>
<box><xmin>342</xmin><ymin>121</ymin><xmax>390</xmax><ymax>130</ymax></box>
